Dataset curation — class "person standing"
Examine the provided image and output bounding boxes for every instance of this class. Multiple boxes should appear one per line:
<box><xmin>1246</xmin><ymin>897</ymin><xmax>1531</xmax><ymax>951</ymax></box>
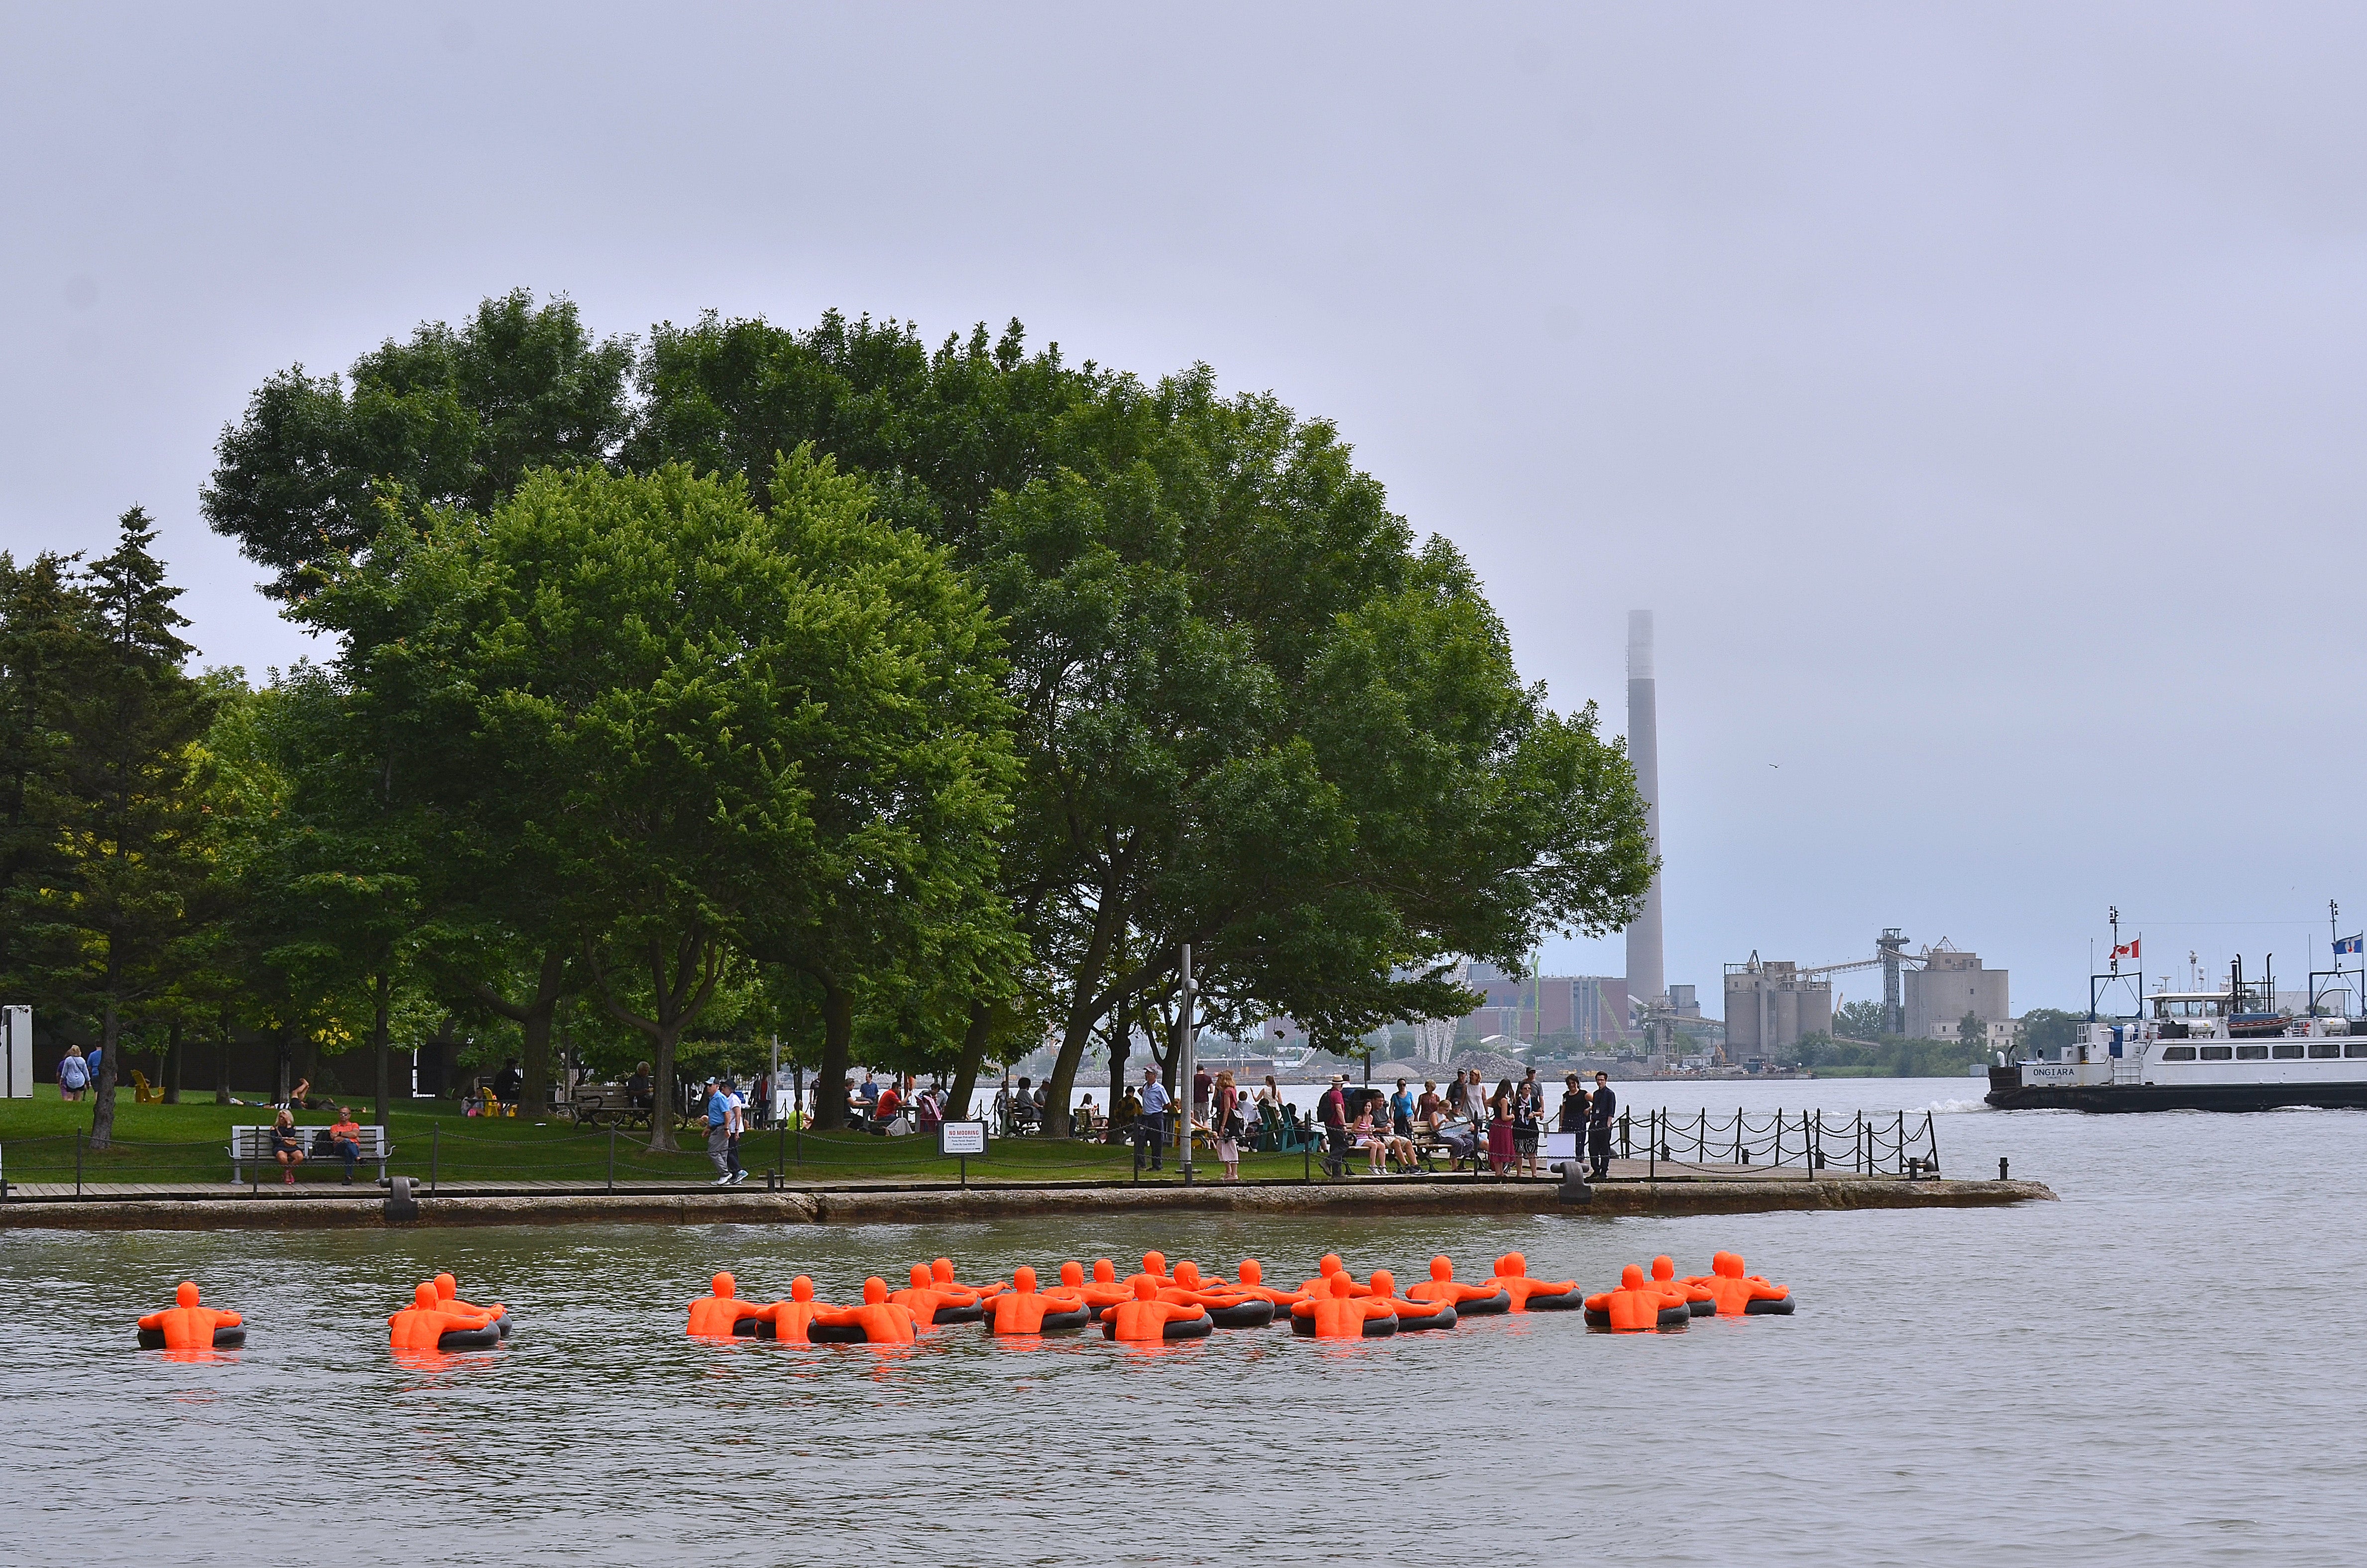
<box><xmin>725</xmin><ymin>1077</ymin><xmax>749</xmax><ymax>1182</ymax></box>
<box><xmin>705</xmin><ymin>1077</ymin><xmax>734</xmax><ymax>1185</ymax></box>
<box><xmin>1558</xmin><ymin>1073</ymin><xmax>1590</xmax><ymax>1174</ymax></box>
<box><xmin>1211</xmin><ymin>1070</ymin><xmax>1242</xmax><ymax>1182</ymax></box>
<box><xmin>1390</xmin><ymin>1078</ymin><xmax>1415</xmax><ymax>1139</ymax></box>
<box><xmin>1487</xmin><ymin>1078</ymin><xmax>1517</xmax><ymax>1178</ymax></box>
<box><xmin>57</xmin><ymin>1045</ymin><xmax>90</xmax><ymax>1101</ymax></box>
<box><xmin>1136</xmin><ymin>1066</ymin><xmax>1170</xmax><ymax>1172</ymax></box>
<box><xmin>1587</xmin><ymin>1071</ymin><xmax>1617</xmax><ymax>1181</ymax></box>
<box><xmin>1318</xmin><ymin>1075</ymin><xmax>1351</xmax><ymax>1173</ymax></box>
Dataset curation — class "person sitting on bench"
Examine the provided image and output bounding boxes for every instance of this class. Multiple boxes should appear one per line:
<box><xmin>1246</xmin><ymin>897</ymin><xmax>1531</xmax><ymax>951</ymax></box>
<box><xmin>626</xmin><ymin>1062</ymin><xmax>654</xmax><ymax>1113</ymax></box>
<box><xmin>269</xmin><ymin>1109</ymin><xmax>305</xmax><ymax>1186</ymax></box>
<box><xmin>327</xmin><ymin>1105</ymin><xmax>364</xmax><ymax>1185</ymax></box>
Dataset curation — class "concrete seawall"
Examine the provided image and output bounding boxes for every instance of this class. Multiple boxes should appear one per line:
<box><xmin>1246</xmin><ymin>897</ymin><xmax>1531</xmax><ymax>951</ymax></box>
<box><xmin>0</xmin><ymin>1176</ymin><xmax>2055</xmax><ymax>1231</ymax></box>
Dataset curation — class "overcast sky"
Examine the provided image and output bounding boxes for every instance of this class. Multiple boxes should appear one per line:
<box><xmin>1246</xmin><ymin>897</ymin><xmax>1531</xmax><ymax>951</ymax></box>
<box><xmin>6</xmin><ymin>3</ymin><xmax>2364</xmax><ymax>1015</ymax></box>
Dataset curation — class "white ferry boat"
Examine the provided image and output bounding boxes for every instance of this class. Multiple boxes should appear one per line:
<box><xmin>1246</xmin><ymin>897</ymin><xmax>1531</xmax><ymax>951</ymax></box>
<box><xmin>1987</xmin><ymin>980</ymin><xmax>2367</xmax><ymax>1112</ymax></box>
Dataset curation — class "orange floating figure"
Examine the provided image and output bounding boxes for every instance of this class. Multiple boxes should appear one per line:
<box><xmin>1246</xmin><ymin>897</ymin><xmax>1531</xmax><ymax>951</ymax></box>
<box><xmin>1126</xmin><ymin>1251</ymin><xmax>1175</xmax><ymax>1292</ymax></box>
<box><xmin>1405</xmin><ymin>1256</ymin><xmax>1511</xmax><ymax>1316</ymax></box>
<box><xmin>1583</xmin><ymin>1265</ymin><xmax>1691</xmax><ymax>1331</ymax></box>
<box><xmin>390</xmin><ymin>1281</ymin><xmax>501</xmax><ymax>1350</ymax></box>
<box><xmin>1649</xmin><ymin>1256</ymin><xmax>1715</xmax><ymax>1318</ymax></box>
<box><xmin>1154</xmin><ymin>1261</ymin><xmax>1275</xmax><ymax>1328</ymax></box>
<box><xmin>137</xmin><ymin>1282</ymin><xmax>245</xmax><ymax>1351</ymax></box>
<box><xmin>734</xmin><ymin>1276</ymin><xmax>851</xmax><ymax>1343</ymax></box>
<box><xmin>1067</xmin><ymin>1260</ymin><xmax>1132</xmax><ymax>1312</ymax></box>
<box><xmin>982</xmin><ymin>1266</ymin><xmax>1095</xmax><ymax>1334</ymax></box>
<box><xmin>433</xmin><ymin>1272</ymin><xmax>511</xmax><ymax>1336</ymax></box>
<box><xmin>687</xmin><ymin>1272</ymin><xmax>769</xmax><ymax>1337</ymax></box>
<box><xmin>1484</xmin><ymin>1252</ymin><xmax>1584</xmax><ymax>1312</ymax></box>
<box><xmin>1365</xmin><ymin>1269</ymin><xmax>1455</xmax><ymax>1331</ymax></box>
<box><xmin>891</xmin><ymin>1263</ymin><xmax>984</xmax><ymax>1326</ymax></box>
<box><xmin>1100</xmin><ymin>1275</ymin><xmax>1214</xmax><ymax>1341</ymax></box>
<box><xmin>1291</xmin><ymin>1273</ymin><xmax>1399</xmax><ymax>1338</ymax></box>
<box><xmin>1688</xmin><ymin>1251</ymin><xmax>1795</xmax><ymax>1317</ymax></box>
<box><xmin>1222</xmin><ymin>1260</ymin><xmax>1309</xmax><ymax>1314</ymax></box>
<box><xmin>931</xmin><ymin>1257</ymin><xmax>1006</xmax><ymax>1301</ymax></box>
<box><xmin>811</xmin><ymin>1277</ymin><xmax>921</xmax><ymax>1344</ymax></box>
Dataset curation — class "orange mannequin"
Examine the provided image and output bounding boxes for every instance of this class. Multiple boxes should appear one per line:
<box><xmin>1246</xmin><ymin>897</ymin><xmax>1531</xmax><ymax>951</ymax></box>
<box><xmin>890</xmin><ymin>1263</ymin><xmax>981</xmax><ymax>1325</ymax></box>
<box><xmin>1126</xmin><ymin>1250</ymin><xmax>1175</xmax><ymax>1292</ymax></box>
<box><xmin>1222</xmin><ymin>1259</ymin><xmax>1309</xmax><ymax>1310</ymax></box>
<box><xmin>1405</xmin><ymin>1256</ymin><xmax>1510</xmax><ymax>1314</ymax></box>
<box><xmin>812</xmin><ymin>1277</ymin><xmax>921</xmax><ymax>1343</ymax></box>
<box><xmin>1366</xmin><ymin>1269</ymin><xmax>1455</xmax><ymax>1330</ymax></box>
<box><xmin>1689</xmin><ymin>1252</ymin><xmax>1793</xmax><ymax>1316</ymax></box>
<box><xmin>138</xmin><ymin>1282</ymin><xmax>242</xmax><ymax>1350</ymax></box>
<box><xmin>688</xmin><ymin>1272</ymin><xmax>768</xmax><ymax>1336</ymax></box>
<box><xmin>1298</xmin><ymin>1253</ymin><xmax>1354</xmax><ymax>1296</ymax></box>
<box><xmin>1649</xmin><ymin>1256</ymin><xmax>1715</xmax><ymax>1316</ymax></box>
<box><xmin>1291</xmin><ymin>1273</ymin><xmax>1398</xmax><ymax>1338</ymax></box>
<box><xmin>1484</xmin><ymin>1252</ymin><xmax>1582</xmax><ymax>1310</ymax></box>
<box><xmin>1101</xmin><ymin>1275</ymin><xmax>1213</xmax><ymax>1341</ymax></box>
<box><xmin>752</xmin><ymin>1276</ymin><xmax>842</xmax><ymax>1342</ymax></box>
<box><xmin>390</xmin><ymin>1281</ymin><xmax>498</xmax><ymax>1350</ymax></box>
<box><xmin>931</xmin><ymin>1257</ymin><xmax>1006</xmax><ymax>1300</ymax></box>
<box><xmin>1068</xmin><ymin>1260</ymin><xmax>1132</xmax><ymax>1311</ymax></box>
<box><xmin>1583</xmin><ymin>1264</ymin><xmax>1689</xmax><ymax>1331</ymax></box>
<box><xmin>983</xmin><ymin>1266</ymin><xmax>1095</xmax><ymax>1334</ymax></box>
<box><xmin>433</xmin><ymin>1272</ymin><xmax>508</xmax><ymax>1333</ymax></box>
<box><xmin>1156</xmin><ymin>1261</ymin><xmax>1275</xmax><ymax>1327</ymax></box>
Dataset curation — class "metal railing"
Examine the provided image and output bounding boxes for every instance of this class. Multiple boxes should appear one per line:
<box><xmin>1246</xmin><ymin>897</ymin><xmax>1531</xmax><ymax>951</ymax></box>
<box><xmin>1616</xmin><ymin>1107</ymin><xmax>1941</xmax><ymax>1177</ymax></box>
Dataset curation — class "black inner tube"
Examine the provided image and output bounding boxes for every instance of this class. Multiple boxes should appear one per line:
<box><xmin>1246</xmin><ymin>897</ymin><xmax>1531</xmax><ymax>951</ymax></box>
<box><xmin>1290</xmin><ymin>1313</ymin><xmax>1399</xmax><ymax>1338</ymax></box>
<box><xmin>1033</xmin><ymin>1306</ymin><xmax>1093</xmax><ymax>1333</ymax></box>
<box><xmin>1452</xmin><ymin>1289</ymin><xmax>1512</xmax><ymax>1316</ymax></box>
<box><xmin>1393</xmin><ymin>1304</ymin><xmax>1457</xmax><ymax>1331</ymax></box>
<box><xmin>1522</xmin><ymin>1289</ymin><xmax>1584</xmax><ymax>1312</ymax></box>
<box><xmin>1205</xmin><ymin>1299</ymin><xmax>1276</xmax><ymax>1329</ymax></box>
<box><xmin>1655</xmin><ymin>1303</ymin><xmax>1691</xmax><ymax>1330</ymax></box>
<box><xmin>1744</xmin><ymin>1294</ymin><xmax>1796</xmax><ymax>1316</ymax></box>
<box><xmin>136</xmin><ymin>1325</ymin><xmax>246</xmax><ymax>1350</ymax></box>
<box><xmin>931</xmin><ymin>1302</ymin><xmax>985</xmax><ymax>1326</ymax></box>
<box><xmin>807</xmin><ymin>1320</ymin><xmax>868</xmax><ymax>1345</ymax></box>
<box><xmin>435</xmin><ymin>1326</ymin><xmax>500</xmax><ymax>1351</ymax></box>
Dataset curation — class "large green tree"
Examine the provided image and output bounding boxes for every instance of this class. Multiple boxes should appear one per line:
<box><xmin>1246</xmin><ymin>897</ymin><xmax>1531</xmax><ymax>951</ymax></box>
<box><xmin>9</xmin><ymin>512</ymin><xmax>224</xmax><ymax>1147</ymax></box>
<box><xmin>300</xmin><ymin>452</ymin><xmax>1018</xmax><ymax>1149</ymax></box>
<box><xmin>203</xmin><ymin>289</ymin><xmax>635</xmax><ymax>599</ymax></box>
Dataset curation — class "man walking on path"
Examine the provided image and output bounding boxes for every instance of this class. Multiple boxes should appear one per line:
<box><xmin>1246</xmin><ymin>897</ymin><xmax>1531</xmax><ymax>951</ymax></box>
<box><xmin>705</xmin><ymin>1077</ymin><xmax>734</xmax><ymax>1184</ymax></box>
<box><xmin>1587</xmin><ymin>1071</ymin><xmax>1617</xmax><ymax>1181</ymax></box>
<box><xmin>725</xmin><ymin>1077</ymin><xmax>748</xmax><ymax>1184</ymax></box>
<box><xmin>1136</xmin><ymin>1067</ymin><xmax>1169</xmax><ymax>1172</ymax></box>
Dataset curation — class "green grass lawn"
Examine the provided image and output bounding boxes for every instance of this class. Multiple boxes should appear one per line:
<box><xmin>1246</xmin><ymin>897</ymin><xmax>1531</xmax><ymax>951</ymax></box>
<box><xmin>0</xmin><ymin>1096</ymin><xmax>1332</xmax><ymax>1188</ymax></box>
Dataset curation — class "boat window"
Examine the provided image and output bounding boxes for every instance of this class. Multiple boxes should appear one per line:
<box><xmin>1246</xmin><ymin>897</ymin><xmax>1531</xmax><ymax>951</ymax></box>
<box><xmin>2159</xmin><ymin>1046</ymin><xmax>2197</xmax><ymax>1062</ymax></box>
<box><xmin>2348</xmin><ymin>1043</ymin><xmax>2367</xmax><ymax>1059</ymax></box>
<box><xmin>2309</xmin><ymin>1043</ymin><xmax>2341</xmax><ymax>1059</ymax></box>
<box><xmin>2235</xmin><ymin>1045</ymin><xmax>2269</xmax><ymax>1060</ymax></box>
<box><xmin>2199</xmin><ymin>1046</ymin><xmax>2234</xmax><ymax>1061</ymax></box>
<box><xmin>2271</xmin><ymin>1044</ymin><xmax>2306</xmax><ymax>1059</ymax></box>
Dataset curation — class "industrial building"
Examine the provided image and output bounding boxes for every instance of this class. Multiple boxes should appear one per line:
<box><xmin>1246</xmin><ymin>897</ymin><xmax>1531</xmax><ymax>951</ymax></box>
<box><xmin>1904</xmin><ymin>948</ymin><xmax>2010</xmax><ymax>1042</ymax></box>
<box><xmin>1463</xmin><ymin>963</ymin><xmax>1631</xmax><ymax>1047</ymax></box>
<box><xmin>1723</xmin><ymin>955</ymin><xmax>1834</xmax><ymax>1056</ymax></box>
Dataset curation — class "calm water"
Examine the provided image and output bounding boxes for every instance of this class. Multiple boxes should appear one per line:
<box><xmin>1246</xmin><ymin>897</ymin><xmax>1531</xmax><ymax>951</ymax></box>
<box><xmin>3</xmin><ymin>1079</ymin><xmax>2361</xmax><ymax>1567</ymax></box>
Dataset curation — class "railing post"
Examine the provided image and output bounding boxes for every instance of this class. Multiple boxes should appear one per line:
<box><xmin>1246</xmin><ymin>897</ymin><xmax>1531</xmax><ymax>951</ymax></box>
<box><xmin>1895</xmin><ymin>1111</ymin><xmax>1905</xmax><ymax>1174</ymax></box>
<box><xmin>1855</xmin><ymin>1110</ymin><xmax>1865</xmax><ymax>1175</ymax></box>
<box><xmin>1925</xmin><ymin>1109</ymin><xmax>1938</xmax><ymax>1174</ymax></box>
<box><xmin>1619</xmin><ymin>1109</ymin><xmax>1630</xmax><ymax>1159</ymax></box>
<box><xmin>607</xmin><ymin>1125</ymin><xmax>615</xmax><ymax>1192</ymax></box>
<box><xmin>75</xmin><ymin>1128</ymin><xmax>83</xmax><ymax>1198</ymax></box>
<box><xmin>1734</xmin><ymin>1109</ymin><xmax>1744</xmax><ymax>1166</ymax></box>
<box><xmin>430</xmin><ymin>1122</ymin><xmax>439</xmax><ymax>1194</ymax></box>
<box><xmin>1648</xmin><ymin>1109</ymin><xmax>1656</xmax><ymax>1184</ymax></box>
<box><xmin>1697</xmin><ymin>1108</ymin><xmax>1706</xmax><ymax>1161</ymax></box>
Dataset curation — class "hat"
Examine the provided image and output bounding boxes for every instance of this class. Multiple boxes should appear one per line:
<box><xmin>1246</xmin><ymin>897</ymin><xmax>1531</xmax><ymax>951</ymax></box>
<box><xmin>1330</xmin><ymin>1074</ymin><xmax>1345</xmax><ymax>1084</ymax></box>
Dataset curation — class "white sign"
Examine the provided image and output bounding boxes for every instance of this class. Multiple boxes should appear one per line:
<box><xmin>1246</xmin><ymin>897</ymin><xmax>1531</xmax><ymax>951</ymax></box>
<box><xmin>1</xmin><ymin>1006</ymin><xmax>28</xmax><ymax>1098</ymax></box>
<box><xmin>938</xmin><ymin>1120</ymin><xmax>987</xmax><ymax>1157</ymax></box>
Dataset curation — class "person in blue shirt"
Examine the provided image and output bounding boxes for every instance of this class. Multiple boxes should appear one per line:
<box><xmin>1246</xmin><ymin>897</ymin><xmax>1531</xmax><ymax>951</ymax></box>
<box><xmin>705</xmin><ymin>1077</ymin><xmax>734</xmax><ymax>1184</ymax></box>
<box><xmin>1390</xmin><ymin>1079</ymin><xmax>1415</xmax><ymax>1139</ymax></box>
<box><xmin>1135</xmin><ymin>1067</ymin><xmax>1170</xmax><ymax>1172</ymax></box>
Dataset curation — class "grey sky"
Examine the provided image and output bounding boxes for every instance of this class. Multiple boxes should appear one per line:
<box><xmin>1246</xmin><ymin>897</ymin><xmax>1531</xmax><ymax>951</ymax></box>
<box><xmin>6</xmin><ymin>3</ymin><xmax>2363</xmax><ymax>1014</ymax></box>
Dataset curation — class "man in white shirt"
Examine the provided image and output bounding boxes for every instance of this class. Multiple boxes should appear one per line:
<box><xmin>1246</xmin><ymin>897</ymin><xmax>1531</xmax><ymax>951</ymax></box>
<box><xmin>725</xmin><ymin>1078</ymin><xmax>749</xmax><ymax>1185</ymax></box>
<box><xmin>1136</xmin><ymin>1067</ymin><xmax>1170</xmax><ymax>1172</ymax></box>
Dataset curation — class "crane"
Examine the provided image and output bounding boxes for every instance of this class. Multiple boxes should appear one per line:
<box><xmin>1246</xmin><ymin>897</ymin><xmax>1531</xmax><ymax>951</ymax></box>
<box><xmin>1793</xmin><ymin>929</ymin><xmax>1923</xmax><ymax>1035</ymax></box>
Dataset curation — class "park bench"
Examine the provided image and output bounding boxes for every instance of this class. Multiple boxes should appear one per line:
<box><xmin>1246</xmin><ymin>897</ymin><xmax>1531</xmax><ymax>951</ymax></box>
<box><xmin>564</xmin><ymin>1081</ymin><xmax>652</xmax><ymax>1130</ymax></box>
<box><xmin>229</xmin><ymin>1124</ymin><xmax>391</xmax><ymax>1185</ymax></box>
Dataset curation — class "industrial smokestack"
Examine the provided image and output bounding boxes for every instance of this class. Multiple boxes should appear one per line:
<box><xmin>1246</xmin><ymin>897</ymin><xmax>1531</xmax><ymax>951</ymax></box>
<box><xmin>1625</xmin><ymin>609</ymin><xmax>1664</xmax><ymax>1009</ymax></box>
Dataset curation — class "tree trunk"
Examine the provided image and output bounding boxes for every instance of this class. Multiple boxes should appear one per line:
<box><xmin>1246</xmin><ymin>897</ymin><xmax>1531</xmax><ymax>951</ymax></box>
<box><xmin>164</xmin><ymin>1019</ymin><xmax>182</xmax><ymax>1104</ymax></box>
<box><xmin>215</xmin><ymin>1008</ymin><xmax>231</xmax><ymax>1105</ymax></box>
<box><xmin>89</xmin><ymin>995</ymin><xmax>121</xmax><ymax>1150</ymax></box>
<box><xmin>371</xmin><ymin>969</ymin><xmax>391</xmax><ymax>1130</ymax></box>
<box><xmin>588</xmin><ymin>933</ymin><xmax>722</xmax><ymax>1154</ymax></box>
<box><xmin>472</xmin><ymin>950</ymin><xmax>568</xmax><ymax>1119</ymax></box>
<box><xmin>947</xmin><ymin>998</ymin><xmax>993</xmax><ymax>1125</ymax></box>
<box><xmin>812</xmin><ymin>978</ymin><xmax>854</xmax><ymax>1131</ymax></box>
<box><xmin>274</xmin><ymin>1030</ymin><xmax>292</xmax><ymax>1107</ymax></box>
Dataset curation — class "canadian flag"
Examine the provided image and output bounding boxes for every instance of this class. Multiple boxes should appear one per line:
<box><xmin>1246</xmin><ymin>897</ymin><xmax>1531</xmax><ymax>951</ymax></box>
<box><xmin>2114</xmin><ymin>938</ymin><xmax>2140</xmax><ymax>960</ymax></box>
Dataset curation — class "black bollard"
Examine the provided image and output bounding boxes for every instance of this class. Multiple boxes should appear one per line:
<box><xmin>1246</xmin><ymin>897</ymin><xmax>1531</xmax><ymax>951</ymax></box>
<box><xmin>1999</xmin><ymin>1157</ymin><xmax>2010</xmax><ymax>1182</ymax></box>
<box><xmin>384</xmin><ymin>1175</ymin><xmax>420</xmax><ymax>1223</ymax></box>
<box><xmin>1555</xmin><ymin>1160</ymin><xmax>1593</xmax><ymax>1206</ymax></box>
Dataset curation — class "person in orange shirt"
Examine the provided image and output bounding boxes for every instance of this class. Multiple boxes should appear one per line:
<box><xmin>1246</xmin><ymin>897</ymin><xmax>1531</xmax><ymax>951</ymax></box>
<box><xmin>325</xmin><ymin>1106</ymin><xmax>366</xmax><ymax>1184</ymax></box>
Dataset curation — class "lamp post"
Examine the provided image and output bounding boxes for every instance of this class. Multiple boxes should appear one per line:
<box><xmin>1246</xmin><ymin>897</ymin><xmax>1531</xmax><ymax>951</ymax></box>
<box><xmin>1179</xmin><ymin>943</ymin><xmax>1196</xmax><ymax>1187</ymax></box>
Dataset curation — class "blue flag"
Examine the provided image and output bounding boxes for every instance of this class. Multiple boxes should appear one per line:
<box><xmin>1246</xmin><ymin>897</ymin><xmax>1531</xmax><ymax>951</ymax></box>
<box><xmin>2338</xmin><ymin>934</ymin><xmax>2363</xmax><ymax>957</ymax></box>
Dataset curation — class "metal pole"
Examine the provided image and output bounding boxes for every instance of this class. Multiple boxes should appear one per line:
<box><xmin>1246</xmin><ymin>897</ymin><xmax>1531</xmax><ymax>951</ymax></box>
<box><xmin>1925</xmin><ymin>1108</ymin><xmax>1938</xmax><ymax>1173</ymax></box>
<box><xmin>607</xmin><ymin>1125</ymin><xmax>615</xmax><ymax>1192</ymax></box>
<box><xmin>1179</xmin><ymin>943</ymin><xmax>1196</xmax><ymax>1188</ymax></box>
<box><xmin>1855</xmin><ymin>1110</ymin><xmax>1864</xmax><ymax>1175</ymax></box>
<box><xmin>1896</xmin><ymin>1111</ymin><xmax>1905</xmax><ymax>1174</ymax></box>
<box><xmin>76</xmin><ymin>1128</ymin><xmax>83</xmax><ymax>1198</ymax></box>
<box><xmin>794</xmin><ymin>1064</ymin><xmax>804</xmax><ymax>1169</ymax></box>
<box><xmin>431</xmin><ymin>1122</ymin><xmax>438</xmax><ymax>1194</ymax></box>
